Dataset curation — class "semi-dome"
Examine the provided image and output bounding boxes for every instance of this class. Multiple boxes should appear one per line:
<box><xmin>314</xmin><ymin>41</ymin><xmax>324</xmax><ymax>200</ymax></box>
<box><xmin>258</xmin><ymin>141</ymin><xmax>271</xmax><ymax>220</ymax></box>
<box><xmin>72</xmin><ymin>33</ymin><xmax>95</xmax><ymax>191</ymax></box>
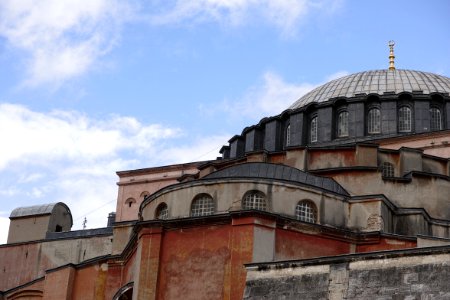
<box><xmin>290</xmin><ymin>69</ymin><xmax>450</xmax><ymax>109</ymax></box>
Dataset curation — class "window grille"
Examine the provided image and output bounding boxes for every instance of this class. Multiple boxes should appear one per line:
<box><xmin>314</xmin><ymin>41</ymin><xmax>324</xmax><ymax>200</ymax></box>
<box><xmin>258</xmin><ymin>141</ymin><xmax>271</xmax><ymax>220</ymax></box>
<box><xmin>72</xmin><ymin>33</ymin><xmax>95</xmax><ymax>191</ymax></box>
<box><xmin>310</xmin><ymin>117</ymin><xmax>318</xmax><ymax>142</ymax></box>
<box><xmin>381</xmin><ymin>162</ymin><xmax>394</xmax><ymax>178</ymax></box>
<box><xmin>337</xmin><ymin>111</ymin><xmax>349</xmax><ymax>137</ymax></box>
<box><xmin>191</xmin><ymin>194</ymin><xmax>214</xmax><ymax>217</ymax></box>
<box><xmin>286</xmin><ymin>124</ymin><xmax>291</xmax><ymax>146</ymax></box>
<box><xmin>242</xmin><ymin>191</ymin><xmax>266</xmax><ymax>211</ymax></box>
<box><xmin>295</xmin><ymin>201</ymin><xmax>317</xmax><ymax>223</ymax></box>
<box><xmin>156</xmin><ymin>203</ymin><xmax>168</xmax><ymax>220</ymax></box>
<box><xmin>368</xmin><ymin>108</ymin><xmax>381</xmax><ymax>134</ymax></box>
<box><xmin>398</xmin><ymin>106</ymin><xmax>412</xmax><ymax>132</ymax></box>
<box><xmin>430</xmin><ymin>107</ymin><xmax>442</xmax><ymax>131</ymax></box>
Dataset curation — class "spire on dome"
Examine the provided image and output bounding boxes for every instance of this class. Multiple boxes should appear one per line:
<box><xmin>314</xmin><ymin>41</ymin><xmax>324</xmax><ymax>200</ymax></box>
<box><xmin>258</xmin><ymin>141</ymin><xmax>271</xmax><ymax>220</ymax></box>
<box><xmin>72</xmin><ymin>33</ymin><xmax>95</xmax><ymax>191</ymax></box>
<box><xmin>388</xmin><ymin>40</ymin><xmax>395</xmax><ymax>70</ymax></box>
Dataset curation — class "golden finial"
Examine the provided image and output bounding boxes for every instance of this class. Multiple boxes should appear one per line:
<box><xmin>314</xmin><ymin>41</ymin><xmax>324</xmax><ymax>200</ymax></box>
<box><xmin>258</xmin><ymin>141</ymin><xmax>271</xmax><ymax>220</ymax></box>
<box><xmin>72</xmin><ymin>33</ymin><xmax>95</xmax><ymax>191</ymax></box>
<box><xmin>388</xmin><ymin>40</ymin><xmax>395</xmax><ymax>70</ymax></box>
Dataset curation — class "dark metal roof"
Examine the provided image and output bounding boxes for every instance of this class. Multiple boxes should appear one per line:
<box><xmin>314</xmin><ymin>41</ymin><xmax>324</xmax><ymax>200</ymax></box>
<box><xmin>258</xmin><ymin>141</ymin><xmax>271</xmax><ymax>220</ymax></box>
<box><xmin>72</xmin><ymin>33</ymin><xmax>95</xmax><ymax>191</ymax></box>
<box><xmin>290</xmin><ymin>69</ymin><xmax>450</xmax><ymax>109</ymax></box>
<box><xmin>204</xmin><ymin>162</ymin><xmax>349</xmax><ymax>196</ymax></box>
<box><xmin>10</xmin><ymin>202</ymin><xmax>70</xmax><ymax>218</ymax></box>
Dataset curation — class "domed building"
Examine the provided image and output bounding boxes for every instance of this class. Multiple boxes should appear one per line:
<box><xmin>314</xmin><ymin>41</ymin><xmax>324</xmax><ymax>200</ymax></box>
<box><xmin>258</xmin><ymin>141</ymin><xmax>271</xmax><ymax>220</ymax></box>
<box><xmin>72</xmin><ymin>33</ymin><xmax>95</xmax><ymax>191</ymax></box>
<box><xmin>1</xmin><ymin>46</ymin><xmax>450</xmax><ymax>299</ymax></box>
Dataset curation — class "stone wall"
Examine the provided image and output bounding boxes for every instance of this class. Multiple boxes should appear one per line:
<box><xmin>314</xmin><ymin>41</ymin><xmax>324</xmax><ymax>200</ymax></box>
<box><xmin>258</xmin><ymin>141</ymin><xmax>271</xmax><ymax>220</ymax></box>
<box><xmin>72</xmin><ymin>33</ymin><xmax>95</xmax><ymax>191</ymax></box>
<box><xmin>244</xmin><ymin>246</ymin><xmax>450</xmax><ymax>299</ymax></box>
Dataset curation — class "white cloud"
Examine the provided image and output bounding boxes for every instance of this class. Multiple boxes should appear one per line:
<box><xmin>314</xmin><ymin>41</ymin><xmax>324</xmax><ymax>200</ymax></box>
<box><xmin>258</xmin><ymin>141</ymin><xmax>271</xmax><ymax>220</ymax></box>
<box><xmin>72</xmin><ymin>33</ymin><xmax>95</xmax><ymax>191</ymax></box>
<box><xmin>200</xmin><ymin>71</ymin><xmax>316</xmax><ymax>121</ymax></box>
<box><xmin>0</xmin><ymin>217</ymin><xmax>10</xmax><ymax>245</ymax></box>
<box><xmin>201</xmin><ymin>70</ymin><xmax>349</xmax><ymax>121</ymax></box>
<box><xmin>325</xmin><ymin>70</ymin><xmax>349</xmax><ymax>81</ymax></box>
<box><xmin>0</xmin><ymin>0</ymin><xmax>133</xmax><ymax>87</ymax></box>
<box><xmin>0</xmin><ymin>103</ymin><xmax>228</xmax><ymax>240</ymax></box>
<box><xmin>158</xmin><ymin>134</ymin><xmax>231</xmax><ymax>164</ymax></box>
<box><xmin>0</xmin><ymin>103</ymin><xmax>179</xmax><ymax>170</ymax></box>
<box><xmin>148</xmin><ymin>0</ymin><xmax>341</xmax><ymax>37</ymax></box>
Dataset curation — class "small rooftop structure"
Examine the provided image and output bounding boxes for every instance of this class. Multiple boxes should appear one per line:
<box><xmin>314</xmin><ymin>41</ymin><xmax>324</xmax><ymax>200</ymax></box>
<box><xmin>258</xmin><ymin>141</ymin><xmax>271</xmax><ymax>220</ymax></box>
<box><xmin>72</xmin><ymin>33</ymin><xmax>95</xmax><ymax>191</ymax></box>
<box><xmin>7</xmin><ymin>202</ymin><xmax>73</xmax><ymax>244</ymax></box>
<box><xmin>10</xmin><ymin>202</ymin><xmax>71</xmax><ymax>219</ymax></box>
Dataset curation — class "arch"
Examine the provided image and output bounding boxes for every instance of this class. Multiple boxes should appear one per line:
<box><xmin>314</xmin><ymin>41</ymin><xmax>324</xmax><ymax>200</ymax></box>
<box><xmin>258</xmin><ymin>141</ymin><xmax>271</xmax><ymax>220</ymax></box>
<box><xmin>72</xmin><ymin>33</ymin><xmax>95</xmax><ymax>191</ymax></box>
<box><xmin>125</xmin><ymin>198</ymin><xmax>136</xmax><ymax>208</ymax></box>
<box><xmin>381</xmin><ymin>162</ymin><xmax>395</xmax><ymax>178</ymax></box>
<box><xmin>112</xmin><ymin>282</ymin><xmax>134</xmax><ymax>300</ymax></box>
<box><xmin>430</xmin><ymin>107</ymin><xmax>442</xmax><ymax>131</ymax></box>
<box><xmin>367</xmin><ymin>107</ymin><xmax>381</xmax><ymax>134</ymax></box>
<box><xmin>333</xmin><ymin>97</ymin><xmax>348</xmax><ymax>107</ymax></box>
<box><xmin>190</xmin><ymin>194</ymin><xmax>215</xmax><ymax>217</ymax></box>
<box><xmin>398</xmin><ymin>106</ymin><xmax>412</xmax><ymax>132</ymax></box>
<box><xmin>7</xmin><ymin>289</ymin><xmax>43</xmax><ymax>299</ymax></box>
<box><xmin>242</xmin><ymin>190</ymin><xmax>266</xmax><ymax>211</ymax></box>
<box><xmin>155</xmin><ymin>203</ymin><xmax>169</xmax><ymax>220</ymax></box>
<box><xmin>295</xmin><ymin>200</ymin><xmax>317</xmax><ymax>223</ymax></box>
<box><xmin>310</xmin><ymin>116</ymin><xmax>318</xmax><ymax>143</ymax></box>
<box><xmin>337</xmin><ymin>110</ymin><xmax>349</xmax><ymax>137</ymax></box>
<box><xmin>140</xmin><ymin>191</ymin><xmax>150</xmax><ymax>199</ymax></box>
<box><xmin>366</xmin><ymin>94</ymin><xmax>380</xmax><ymax>103</ymax></box>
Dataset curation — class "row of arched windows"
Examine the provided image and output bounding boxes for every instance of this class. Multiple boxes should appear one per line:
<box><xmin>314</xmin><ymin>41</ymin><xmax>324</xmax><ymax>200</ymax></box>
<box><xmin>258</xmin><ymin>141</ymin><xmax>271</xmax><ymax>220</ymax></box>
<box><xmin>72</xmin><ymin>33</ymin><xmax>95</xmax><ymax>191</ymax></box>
<box><xmin>284</xmin><ymin>105</ymin><xmax>444</xmax><ymax>145</ymax></box>
<box><xmin>154</xmin><ymin>191</ymin><xmax>318</xmax><ymax>223</ymax></box>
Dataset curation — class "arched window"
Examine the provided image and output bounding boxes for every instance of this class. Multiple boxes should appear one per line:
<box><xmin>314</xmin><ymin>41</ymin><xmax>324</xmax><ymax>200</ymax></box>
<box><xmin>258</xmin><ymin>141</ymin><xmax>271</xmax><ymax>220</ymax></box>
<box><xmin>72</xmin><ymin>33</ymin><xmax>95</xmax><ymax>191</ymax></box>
<box><xmin>155</xmin><ymin>203</ymin><xmax>168</xmax><ymax>220</ymax></box>
<box><xmin>381</xmin><ymin>162</ymin><xmax>394</xmax><ymax>178</ymax></box>
<box><xmin>285</xmin><ymin>124</ymin><xmax>291</xmax><ymax>147</ymax></box>
<box><xmin>191</xmin><ymin>194</ymin><xmax>214</xmax><ymax>217</ymax></box>
<box><xmin>430</xmin><ymin>107</ymin><xmax>442</xmax><ymax>131</ymax></box>
<box><xmin>242</xmin><ymin>191</ymin><xmax>266</xmax><ymax>211</ymax></box>
<box><xmin>125</xmin><ymin>198</ymin><xmax>136</xmax><ymax>208</ymax></box>
<box><xmin>295</xmin><ymin>200</ymin><xmax>317</xmax><ymax>223</ymax></box>
<box><xmin>337</xmin><ymin>111</ymin><xmax>349</xmax><ymax>137</ymax></box>
<box><xmin>368</xmin><ymin>108</ymin><xmax>381</xmax><ymax>134</ymax></box>
<box><xmin>310</xmin><ymin>117</ymin><xmax>318</xmax><ymax>143</ymax></box>
<box><xmin>140</xmin><ymin>191</ymin><xmax>150</xmax><ymax>200</ymax></box>
<box><xmin>398</xmin><ymin>106</ymin><xmax>412</xmax><ymax>132</ymax></box>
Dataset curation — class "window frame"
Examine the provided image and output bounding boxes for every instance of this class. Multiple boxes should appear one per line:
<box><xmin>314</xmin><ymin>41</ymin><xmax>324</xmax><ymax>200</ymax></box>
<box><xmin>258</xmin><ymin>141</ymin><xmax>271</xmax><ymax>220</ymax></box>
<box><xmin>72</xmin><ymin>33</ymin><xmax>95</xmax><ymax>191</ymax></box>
<box><xmin>367</xmin><ymin>107</ymin><xmax>381</xmax><ymax>134</ymax></box>
<box><xmin>337</xmin><ymin>110</ymin><xmax>349</xmax><ymax>137</ymax></box>
<box><xmin>398</xmin><ymin>105</ymin><xmax>412</xmax><ymax>133</ymax></box>
<box><xmin>295</xmin><ymin>200</ymin><xmax>317</xmax><ymax>223</ymax></box>
<box><xmin>381</xmin><ymin>162</ymin><xmax>395</xmax><ymax>178</ymax></box>
<box><xmin>242</xmin><ymin>190</ymin><xmax>267</xmax><ymax>211</ymax></box>
<box><xmin>310</xmin><ymin>116</ymin><xmax>318</xmax><ymax>143</ymax></box>
<box><xmin>285</xmin><ymin>124</ymin><xmax>291</xmax><ymax>147</ymax></box>
<box><xmin>155</xmin><ymin>203</ymin><xmax>169</xmax><ymax>220</ymax></box>
<box><xmin>430</xmin><ymin>106</ymin><xmax>442</xmax><ymax>131</ymax></box>
<box><xmin>190</xmin><ymin>194</ymin><xmax>215</xmax><ymax>217</ymax></box>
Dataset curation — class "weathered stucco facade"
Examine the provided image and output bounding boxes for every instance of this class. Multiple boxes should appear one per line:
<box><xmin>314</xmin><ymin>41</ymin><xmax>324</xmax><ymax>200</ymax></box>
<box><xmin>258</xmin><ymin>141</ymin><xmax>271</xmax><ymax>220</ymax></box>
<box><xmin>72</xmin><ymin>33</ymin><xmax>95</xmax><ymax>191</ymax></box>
<box><xmin>1</xmin><ymin>67</ymin><xmax>450</xmax><ymax>299</ymax></box>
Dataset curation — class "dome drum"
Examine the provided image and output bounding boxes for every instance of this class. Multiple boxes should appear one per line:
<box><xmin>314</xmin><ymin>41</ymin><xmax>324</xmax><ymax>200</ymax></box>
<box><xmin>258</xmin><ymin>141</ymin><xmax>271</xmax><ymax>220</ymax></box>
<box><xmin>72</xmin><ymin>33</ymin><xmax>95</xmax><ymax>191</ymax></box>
<box><xmin>222</xmin><ymin>71</ymin><xmax>450</xmax><ymax>159</ymax></box>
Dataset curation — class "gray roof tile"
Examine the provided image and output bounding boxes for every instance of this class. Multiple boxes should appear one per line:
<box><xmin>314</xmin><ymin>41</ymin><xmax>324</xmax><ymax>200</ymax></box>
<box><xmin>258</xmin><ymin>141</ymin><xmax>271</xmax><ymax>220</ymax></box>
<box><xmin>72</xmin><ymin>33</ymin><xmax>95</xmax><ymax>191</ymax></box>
<box><xmin>290</xmin><ymin>69</ymin><xmax>450</xmax><ymax>109</ymax></box>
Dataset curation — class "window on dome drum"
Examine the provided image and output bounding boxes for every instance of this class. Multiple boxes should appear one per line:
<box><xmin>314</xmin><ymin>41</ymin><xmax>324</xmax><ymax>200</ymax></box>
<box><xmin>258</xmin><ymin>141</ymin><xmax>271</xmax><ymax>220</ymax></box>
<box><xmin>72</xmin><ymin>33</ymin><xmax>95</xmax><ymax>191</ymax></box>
<box><xmin>310</xmin><ymin>117</ymin><xmax>318</xmax><ymax>142</ymax></box>
<box><xmin>398</xmin><ymin>106</ymin><xmax>412</xmax><ymax>132</ymax></box>
<box><xmin>337</xmin><ymin>111</ymin><xmax>349</xmax><ymax>137</ymax></box>
<box><xmin>285</xmin><ymin>124</ymin><xmax>291</xmax><ymax>147</ymax></box>
<box><xmin>430</xmin><ymin>107</ymin><xmax>442</xmax><ymax>131</ymax></box>
<box><xmin>368</xmin><ymin>108</ymin><xmax>381</xmax><ymax>134</ymax></box>
<box><xmin>242</xmin><ymin>191</ymin><xmax>266</xmax><ymax>211</ymax></box>
<box><xmin>191</xmin><ymin>194</ymin><xmax>214</xmax><ymax>217</ymax></box>
<box><xmin>156</xmin><ymin>203</ymin><xmax>168</xmax><ymax>220</ymax></box>
<box><xmin>295</xmin><ymin>200</ymin><xmax>317</xmax><ymax>223</ymax></box>
<box><xmin>381</xmin><ymin>162</ymin><xmax>394</xmax><ymax>178</ymax></box>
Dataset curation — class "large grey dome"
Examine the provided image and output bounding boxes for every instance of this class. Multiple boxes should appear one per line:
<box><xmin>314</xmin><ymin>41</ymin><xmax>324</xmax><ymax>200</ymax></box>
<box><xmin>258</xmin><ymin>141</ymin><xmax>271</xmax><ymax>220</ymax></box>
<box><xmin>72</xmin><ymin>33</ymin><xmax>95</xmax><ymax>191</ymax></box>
<box><xmin>289</xmin><ymin>69</ymin><xmax>450</xmax><ymax>109</ymax></box>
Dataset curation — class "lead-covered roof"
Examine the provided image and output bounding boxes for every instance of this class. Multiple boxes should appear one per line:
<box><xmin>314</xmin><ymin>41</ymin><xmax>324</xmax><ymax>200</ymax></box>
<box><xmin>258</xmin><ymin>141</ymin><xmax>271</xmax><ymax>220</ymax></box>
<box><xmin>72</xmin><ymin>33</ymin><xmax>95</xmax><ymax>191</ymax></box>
<box><xmin>289</xmin><ymin>69</ymin><xmax>450</xmax><ymax>109</ymax></box>
<box><xmin>204</xmin><ymin>162</ymin><xmax>349</xmax><ymax>196</ymax></box>
<box><xmin>10</xmin><ymin>202</ymin><xmax>68</xmax><ymax>218</ymax></box>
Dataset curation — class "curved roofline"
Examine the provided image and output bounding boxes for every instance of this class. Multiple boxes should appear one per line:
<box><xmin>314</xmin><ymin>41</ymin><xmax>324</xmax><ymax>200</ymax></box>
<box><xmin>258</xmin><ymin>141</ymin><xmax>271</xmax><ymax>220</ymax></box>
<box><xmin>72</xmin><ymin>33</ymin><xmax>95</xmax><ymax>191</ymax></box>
<box><xmin>140</xmin><ymin>162</ymin><xmax>349</xmax><ymax>215</ymax></box>
<box><xmin>10</xmin><ymin>202</ymin><xmax>73</xmax><ymax>227</ymax></box>
<box><xmin>289</xmin><ymin>69</ymin><xmax>450</xmax><ymax>110</ymax></box>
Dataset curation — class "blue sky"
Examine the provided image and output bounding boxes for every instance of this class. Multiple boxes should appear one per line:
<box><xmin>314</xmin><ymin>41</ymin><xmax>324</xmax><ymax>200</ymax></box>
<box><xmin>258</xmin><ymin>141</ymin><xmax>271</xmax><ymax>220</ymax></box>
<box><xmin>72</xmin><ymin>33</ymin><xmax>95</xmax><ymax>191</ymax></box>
<box><xmin>0</xmin><ymin>0</ymin><xmax>449</xmax><ymax>243</ymax></box>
